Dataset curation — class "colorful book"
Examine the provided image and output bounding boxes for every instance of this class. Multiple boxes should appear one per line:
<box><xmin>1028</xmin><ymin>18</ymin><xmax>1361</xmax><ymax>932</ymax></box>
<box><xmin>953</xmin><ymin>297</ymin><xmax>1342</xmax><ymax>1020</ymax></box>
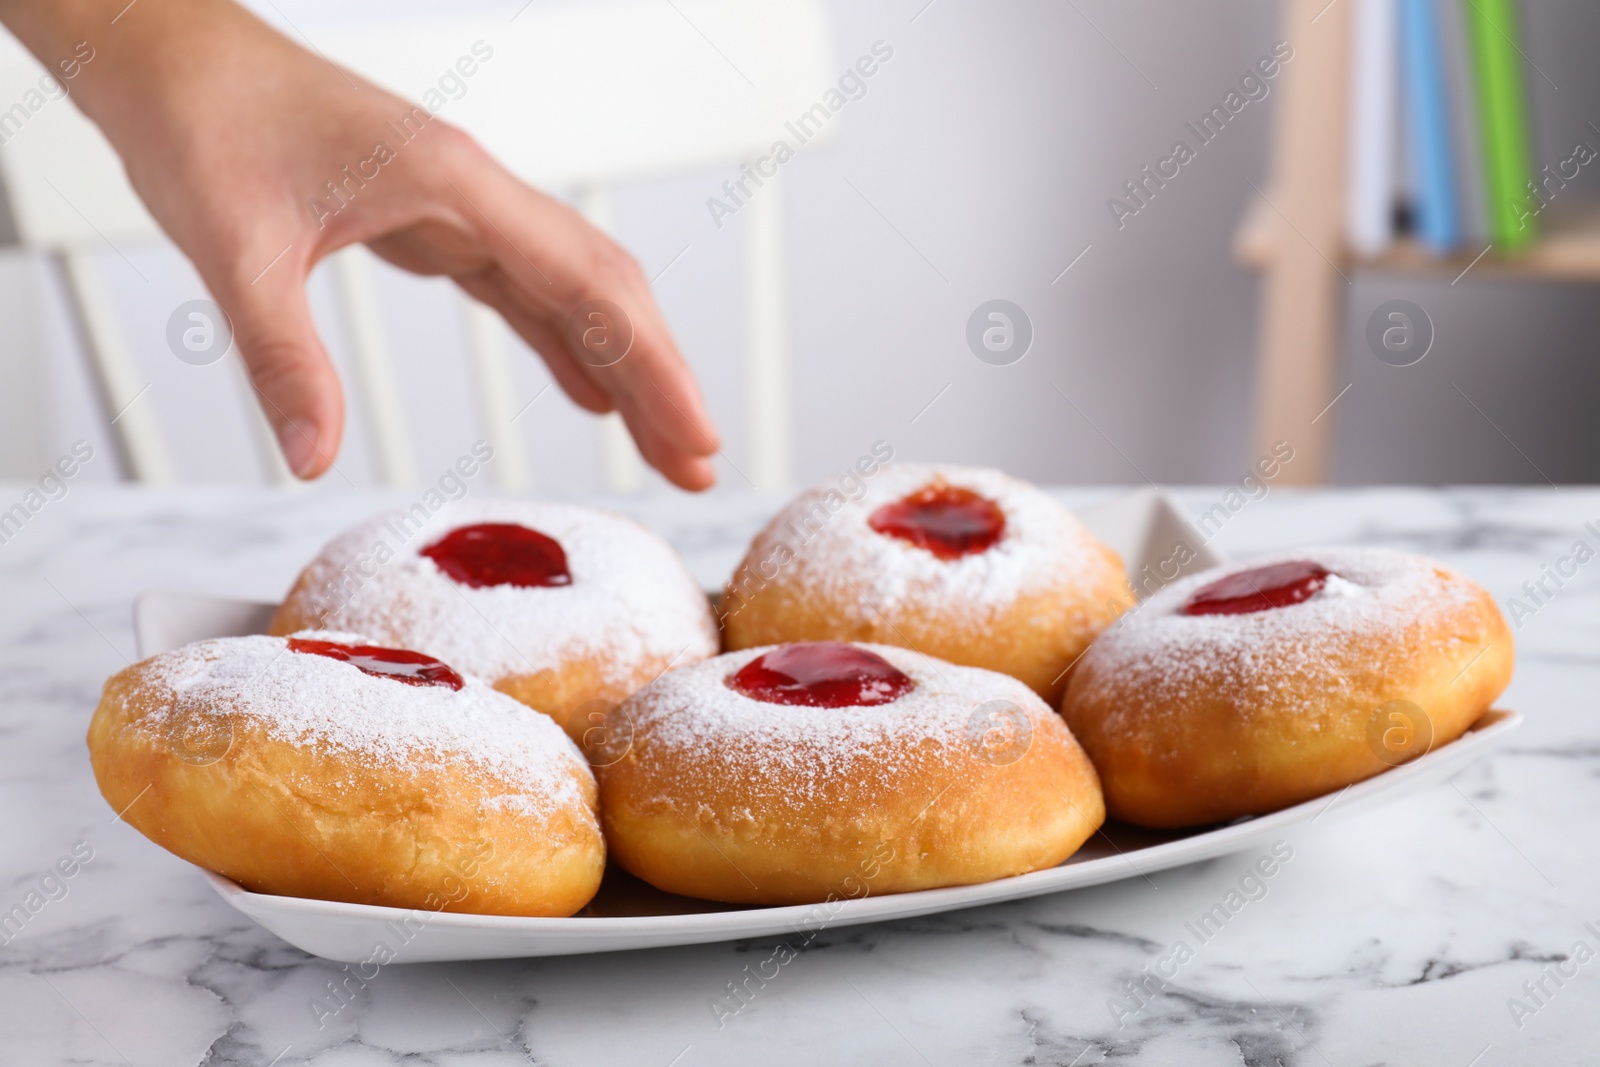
<box><xmin>1438</xmin><ymin>0</ymin><xmax>1489</xmax><ymax>245</ymax></box>
<box><xmin>1347</xmin><ymin>0</ymin><xmax>1399</xmax><ymax>256</ymax></box>
<box><xmin>1399</xmin><ymin>0</ymin><xmax>1462</xmax><ymax>252</ymax></box>
<box><xmin>1463</xmin><ymin>0</ymin><xmax>1537</xmax><ymax>248</ymax></box>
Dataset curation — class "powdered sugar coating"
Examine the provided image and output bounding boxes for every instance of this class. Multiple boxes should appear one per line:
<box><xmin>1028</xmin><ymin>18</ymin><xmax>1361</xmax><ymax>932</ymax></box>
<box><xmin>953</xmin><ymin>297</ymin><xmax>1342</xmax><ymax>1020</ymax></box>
<box><xmin>1075</xmin><ymin>547</ymin><xmax>1488</xmax><ymax>715</ymax></box>
<box><xmin>282</xmin><ymin>500</ymin><xmax>718</xmax><ymax>686</ymax></box>
<box><xmin>740</xmin><ymin>463</ymin><xmax>1116</xmax><ymax>624</ymax></box>
<box><xmin>130</xmin><ymin>632</ymin><xmax>592</xmax><ymax>815</ymax></box>
<box><xmin>619</xmin><ymin>643</ymin><xmax>1060</xmax><ymax>802</ymax></box>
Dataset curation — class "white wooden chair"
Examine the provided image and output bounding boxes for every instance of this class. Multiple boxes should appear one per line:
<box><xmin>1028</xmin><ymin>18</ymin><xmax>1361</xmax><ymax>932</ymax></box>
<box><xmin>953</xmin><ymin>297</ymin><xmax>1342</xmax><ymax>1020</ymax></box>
<box><xmin>0</xmin><ymin>0</ymin><xmax>836</xmax><ymax>489</ymax></box>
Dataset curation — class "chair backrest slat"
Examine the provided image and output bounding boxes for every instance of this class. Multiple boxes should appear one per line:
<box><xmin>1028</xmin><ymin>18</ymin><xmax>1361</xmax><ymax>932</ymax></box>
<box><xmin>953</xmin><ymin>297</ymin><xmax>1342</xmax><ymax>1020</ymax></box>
<box><xmin>56</xmin><ymin>249</ymin><xmax>175</xmax><ymax>483</ymax></box>
<box><xmin>332</xmin><ymin>246</ymin><xmax>417</xmax><ymax>488</ymax></box>
<box><xmin>742</xmin><ymin>165</ymin><xmax>791</xmax><ymax>490</ymax></box>
<box><xmin>462</xmin><ymin>298</ymin><xmax>532</xmax><ymax>490</ymax></box>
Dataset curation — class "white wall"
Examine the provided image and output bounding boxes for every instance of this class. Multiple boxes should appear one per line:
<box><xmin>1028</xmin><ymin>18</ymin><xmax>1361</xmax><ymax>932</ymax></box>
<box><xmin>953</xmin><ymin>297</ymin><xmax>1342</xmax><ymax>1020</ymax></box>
<box><xmin>4</xmin><ymin>0</ymin><xmax>1598</xmax><ymax>490</ymax></box>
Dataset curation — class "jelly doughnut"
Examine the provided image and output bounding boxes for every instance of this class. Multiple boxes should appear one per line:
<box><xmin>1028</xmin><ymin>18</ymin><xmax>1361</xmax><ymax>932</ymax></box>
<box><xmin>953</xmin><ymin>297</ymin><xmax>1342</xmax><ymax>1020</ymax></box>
<box><xmin>721</xmin><ymin>464</ymin><xmax>1128</xmax><ymax>703</ymax></box>
<box><xmin>271</xmin><ymin>501</ymin><xmax>719</xmax><ymax>743</ymax></box>
<box><xmin>86</xmin><ymin>633</ymin><xmax>604</xmax><ymax>915</ymax></box>
<box><xmin>597</xmin><ymin>641</ymin><xmax>1106</xmax><ymax>905</ymax></box>
<box><xmin>1061</xmin><ymin>548</ymin><xmax>1514</xmax><ymax>827</ymax></box>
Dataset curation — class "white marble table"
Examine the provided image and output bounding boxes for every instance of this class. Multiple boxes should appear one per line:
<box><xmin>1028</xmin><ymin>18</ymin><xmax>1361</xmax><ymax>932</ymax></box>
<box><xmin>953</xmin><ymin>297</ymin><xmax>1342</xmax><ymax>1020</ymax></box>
<box><xmin>2</xmin><ymin>485</ymin><xmax>1594</xmax><ymax>1066</ymax></box>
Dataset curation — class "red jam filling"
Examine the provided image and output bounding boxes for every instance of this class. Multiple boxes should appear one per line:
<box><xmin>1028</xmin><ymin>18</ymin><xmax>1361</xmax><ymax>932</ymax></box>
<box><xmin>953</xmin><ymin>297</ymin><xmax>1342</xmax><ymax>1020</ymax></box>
<box><xmin>420</xmin><ymin>523</ymin><xmax>571</xmax><ymax>589</ymax></box>
<box><xmin>868</xmin><ymin>485</ymin><xmax>1005</xmax><ymax>560</ymax></box>
<box><xmin>728</xmin><ymin>642</ymin><xmax>915</xmax><ymax>708</ymax></box>
<box><xmin>1182</xmin><ymin>560</ymin><xmax>1331</xmax><ymax>616</ymax></box>
<box><xmin>288</xmin><ymin>638</ymin><xmax>466</xmax><ymax>691</ymax></box>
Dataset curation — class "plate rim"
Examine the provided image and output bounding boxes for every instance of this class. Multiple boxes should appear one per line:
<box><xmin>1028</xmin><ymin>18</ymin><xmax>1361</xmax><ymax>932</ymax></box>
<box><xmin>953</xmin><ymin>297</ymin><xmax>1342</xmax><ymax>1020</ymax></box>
<box><xmin>199</xmin><ymin>709</ymin><xmax>1522</xmax><ymax>937</ymax></box>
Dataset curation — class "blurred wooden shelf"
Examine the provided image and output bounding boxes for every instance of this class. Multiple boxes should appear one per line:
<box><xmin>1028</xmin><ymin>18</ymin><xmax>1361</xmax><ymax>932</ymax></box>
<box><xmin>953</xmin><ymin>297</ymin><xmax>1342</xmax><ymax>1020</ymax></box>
<box><xmin>1236</xmin><ymin>194</ymin><xmax>1600</xmax><ymax>282</ymax></box>
<box><xmin>1236</xmin><ymin>0</ymin><xmax>1600</xmax><ymax>488</ymax></box>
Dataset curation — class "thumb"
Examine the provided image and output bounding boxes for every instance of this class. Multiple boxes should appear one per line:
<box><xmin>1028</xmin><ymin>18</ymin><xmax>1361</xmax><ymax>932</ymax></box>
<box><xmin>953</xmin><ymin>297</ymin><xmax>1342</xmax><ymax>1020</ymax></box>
<box><xmin>217</xmin><ymin>267</ymin><xmax>345</xmax><ymax>480</ymax></box>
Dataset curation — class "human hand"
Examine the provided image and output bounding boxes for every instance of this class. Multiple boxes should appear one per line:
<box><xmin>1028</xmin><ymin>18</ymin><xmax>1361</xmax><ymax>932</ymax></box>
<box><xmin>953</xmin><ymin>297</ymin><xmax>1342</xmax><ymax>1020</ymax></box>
<box><xmin>0</xmin><ymin>0</ymin><xmax>721</xmax><ymax>489</ymax></box>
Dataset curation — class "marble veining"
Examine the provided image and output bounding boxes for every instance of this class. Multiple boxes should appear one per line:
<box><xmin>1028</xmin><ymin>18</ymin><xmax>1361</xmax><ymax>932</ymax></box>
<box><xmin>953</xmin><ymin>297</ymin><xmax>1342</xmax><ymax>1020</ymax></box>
<box><xmin>1</xmin><ymin>486</ymin><xmax>1597</xmax><ymax>1065</ymax></box>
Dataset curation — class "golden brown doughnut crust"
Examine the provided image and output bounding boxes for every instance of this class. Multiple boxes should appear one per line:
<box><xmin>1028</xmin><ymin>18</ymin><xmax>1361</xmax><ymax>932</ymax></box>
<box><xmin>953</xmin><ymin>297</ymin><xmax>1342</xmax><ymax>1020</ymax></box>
<box><xmin>721</xmin><ymin>464</ymin><xmax>1130</xmax><ymax>704</ymax></box>
<box><xmin>597</xmin><ymin>644</ymin><xmax>1106</xmax><ymax>905</ymax></box>
<box><xmin>87</xmin><ymin>636</ymin><xmax>605</xmax><ymax>916</ymax></box>
<box><xmin>490</xmin><ymin>655</ymin><xmax>687</xmax><ymax>746</ymax></box>
<box><xmin>1061</xmin><ymin>548</ymin><xmax>1514</xmax><ymax>828</ymax></box>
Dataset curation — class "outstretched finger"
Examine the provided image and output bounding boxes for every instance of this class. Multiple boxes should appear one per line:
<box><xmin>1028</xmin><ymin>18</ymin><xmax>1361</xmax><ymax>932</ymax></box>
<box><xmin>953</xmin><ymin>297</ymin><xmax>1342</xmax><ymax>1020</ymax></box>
<box><xmin>455</xmin><ymin>268</ymin><xmax>614</xmax><ymax>415</ymax></box>
<box><xmin>212</xmin><ymin>258</ymin><xmax>345</xmax><ymax>479</ymax></box>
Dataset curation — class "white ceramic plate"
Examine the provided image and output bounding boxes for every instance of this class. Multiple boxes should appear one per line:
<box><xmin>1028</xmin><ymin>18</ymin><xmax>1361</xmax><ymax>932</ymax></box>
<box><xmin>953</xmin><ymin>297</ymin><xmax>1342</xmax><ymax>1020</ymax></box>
<box><xmin>131</xmin><ymin>490</ymin><xmax>1522</xmax><ymax>962</ymax></box>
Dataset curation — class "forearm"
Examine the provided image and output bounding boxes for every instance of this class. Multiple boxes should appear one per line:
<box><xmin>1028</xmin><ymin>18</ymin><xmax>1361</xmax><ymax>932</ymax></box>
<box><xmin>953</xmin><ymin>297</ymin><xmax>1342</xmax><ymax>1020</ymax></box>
<box><xmin>0</xmin><ymin>0</ymin><xmax>125</xmax><ymax>58</ymax></box>
<box><xmin>0</xmin><ymin>0</ymin><xmax>720</xmax><ymax>487</ymax></box>
<box><xmin>0</xmin><ymin>0</ymin><xmax>295</xmax><ymax>149</ymax></box>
